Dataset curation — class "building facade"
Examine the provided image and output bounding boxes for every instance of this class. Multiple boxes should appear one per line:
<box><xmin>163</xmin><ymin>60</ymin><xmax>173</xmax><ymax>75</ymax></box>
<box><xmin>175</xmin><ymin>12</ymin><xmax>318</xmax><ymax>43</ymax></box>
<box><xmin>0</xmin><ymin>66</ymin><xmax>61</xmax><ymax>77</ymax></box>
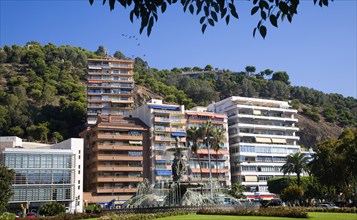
<box><xmin>87</xmin><ymin>58</ymin><xmax>134</xmax><ymax>125</ymax></box>
<box><xmin>185</xmin><ymin>107</ymin><xmax>231</xmax><ymax>187</ymax></box>
<box><xmin>130</xmin><ymin>99</ymin><xmax>187</xmax><ymax>183</ymax></box>
<box><xmin>80</xmin><ymin>115</ymin><xmax>149</xmax><ymax>205</ymax></box>
<box><xmin>207</xmin><ymin>96</ymin><xmax>300</xmax><ymax>199</ymax></box>
<box><xmin>0</xmin><ymin>137</ymin><xmax>83</xmax><ymax>213</ymax></box>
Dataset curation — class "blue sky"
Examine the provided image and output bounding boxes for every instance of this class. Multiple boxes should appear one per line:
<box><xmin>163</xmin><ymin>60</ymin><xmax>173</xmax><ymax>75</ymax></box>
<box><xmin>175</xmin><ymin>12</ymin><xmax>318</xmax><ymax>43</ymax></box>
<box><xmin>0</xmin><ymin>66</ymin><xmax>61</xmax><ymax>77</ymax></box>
<box><xmin>1</xmin><ymin>0</ymin><xmax>356</xmax><ymax>98</ymax></box>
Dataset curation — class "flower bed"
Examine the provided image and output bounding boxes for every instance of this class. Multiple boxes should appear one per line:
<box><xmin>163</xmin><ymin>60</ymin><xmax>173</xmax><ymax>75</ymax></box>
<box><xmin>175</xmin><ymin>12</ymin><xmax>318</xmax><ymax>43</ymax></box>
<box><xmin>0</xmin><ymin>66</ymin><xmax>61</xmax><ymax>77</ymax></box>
<box><xmin>197</xmin><ymin>207</ymin><xmax>308</xmax><ymax>218</ymax></box>
<box><xmin>99</xmin><ymin>211</ymin><xmax>190</xmax><ymax>220</ymax></box>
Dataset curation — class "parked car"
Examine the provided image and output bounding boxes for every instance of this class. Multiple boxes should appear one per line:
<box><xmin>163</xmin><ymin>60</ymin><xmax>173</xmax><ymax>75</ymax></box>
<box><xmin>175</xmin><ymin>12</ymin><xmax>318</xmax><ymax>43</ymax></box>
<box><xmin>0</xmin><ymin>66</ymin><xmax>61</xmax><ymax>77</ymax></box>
<box><xmin>26</xmin><ymin>212</ymin><xmax>37</xmax><ymax>219</ymax></box>
<box><xmin>317</xmin><ymin>203</ymin><xmax>339</xmax><ymax>208</ymax></box>
<box><xmin>267</xmin><ymin>199</ymin><xmax>283</xmax><ymax>207</ymax></box>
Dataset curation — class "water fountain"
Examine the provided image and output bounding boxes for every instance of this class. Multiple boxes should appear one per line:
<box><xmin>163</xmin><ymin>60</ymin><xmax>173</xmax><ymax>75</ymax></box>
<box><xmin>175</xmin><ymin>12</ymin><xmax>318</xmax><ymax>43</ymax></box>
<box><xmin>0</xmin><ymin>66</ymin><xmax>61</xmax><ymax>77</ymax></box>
<box><xmin>123</xmin><ymin>137</ymin><xmax>238</xmax><ymax>208</ymax></box>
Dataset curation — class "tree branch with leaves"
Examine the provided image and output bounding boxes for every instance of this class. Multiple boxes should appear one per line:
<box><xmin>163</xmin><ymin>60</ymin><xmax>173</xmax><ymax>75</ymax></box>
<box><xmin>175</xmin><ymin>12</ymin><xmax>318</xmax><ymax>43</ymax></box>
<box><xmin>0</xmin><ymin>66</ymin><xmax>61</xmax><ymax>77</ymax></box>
<box><xmin>90</xmin><ymin>0</ymin><xmax>333</xmax><ymax>38</ymax></box>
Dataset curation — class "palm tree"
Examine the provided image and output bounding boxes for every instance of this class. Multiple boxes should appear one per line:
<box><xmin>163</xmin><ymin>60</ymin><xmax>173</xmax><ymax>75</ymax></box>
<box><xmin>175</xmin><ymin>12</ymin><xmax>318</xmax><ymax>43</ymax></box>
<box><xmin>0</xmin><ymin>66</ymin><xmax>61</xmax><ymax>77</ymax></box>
<box><xmin>280</xmin><ymin>152</ymin><xmax>309</xmax><ymax>186</ymax></box>
<box><xmin>199</xmin><ymin>121</ymin><xmax>214</xmax><ymax>177</ymax></box>
<box><xmin>186</xmin><ymin>126</ymin><xmax>202</xmax><ymax>180</ymax></box>
<box><xmin>210</xmin><ymin>127</ymin><xmax>225</xmax><ymax>180</ymax></box>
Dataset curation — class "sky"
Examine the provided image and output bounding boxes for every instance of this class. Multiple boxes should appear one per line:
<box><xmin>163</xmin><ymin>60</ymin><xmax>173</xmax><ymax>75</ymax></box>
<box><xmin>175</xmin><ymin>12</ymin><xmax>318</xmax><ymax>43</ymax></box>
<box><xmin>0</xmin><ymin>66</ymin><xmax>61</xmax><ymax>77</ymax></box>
<box><xmin>1</xmin><ymin>0</ymin><xmax>356</xmax><ymax>98</ymax></box>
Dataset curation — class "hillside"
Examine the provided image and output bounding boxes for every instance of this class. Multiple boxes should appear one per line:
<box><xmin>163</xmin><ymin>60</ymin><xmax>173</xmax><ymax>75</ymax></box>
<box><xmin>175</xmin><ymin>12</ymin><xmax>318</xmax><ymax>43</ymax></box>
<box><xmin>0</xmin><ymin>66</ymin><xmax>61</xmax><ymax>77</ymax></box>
<box><xmin>0</xmin><ymin>43</ymin><xmax>356</xmax><ymax>147</ymax></box>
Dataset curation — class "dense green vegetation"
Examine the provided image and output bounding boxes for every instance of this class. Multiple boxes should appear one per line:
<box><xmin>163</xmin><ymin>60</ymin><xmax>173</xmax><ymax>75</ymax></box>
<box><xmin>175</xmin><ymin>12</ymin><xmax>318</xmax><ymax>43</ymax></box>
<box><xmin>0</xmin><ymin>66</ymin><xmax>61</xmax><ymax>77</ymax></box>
<box><xmin>0</xmin><ymin>42</ymin><xmax>99</xmax><ymax>141</ymax></box>
<box><xmin>135</xmin><ymin>64</ymin><xmax>357</xmax><ymax>128</ymax></box>
<box><xmin>0</xmin><ymin>43</ymin><xmax>356</xmax><ymax>142</ymax></box>
<box><xmin>268</xmin><ymin>128</ymin><xmax>357</xmax><ymax>204</ymax></box>
<box><xmin>0</xmin><ymin>166</ymin><xmax>15</xmax><ymax>213</ymax></box>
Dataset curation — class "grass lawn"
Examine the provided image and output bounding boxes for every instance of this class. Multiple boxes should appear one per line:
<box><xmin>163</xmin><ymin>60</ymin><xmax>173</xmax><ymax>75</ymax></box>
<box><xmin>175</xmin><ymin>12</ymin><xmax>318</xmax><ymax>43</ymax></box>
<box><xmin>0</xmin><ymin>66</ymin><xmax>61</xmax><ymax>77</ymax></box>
<box><xmin>156</xmin><ymin>212</ymin><xmax>357</xmax><ymax>220</ymax></box>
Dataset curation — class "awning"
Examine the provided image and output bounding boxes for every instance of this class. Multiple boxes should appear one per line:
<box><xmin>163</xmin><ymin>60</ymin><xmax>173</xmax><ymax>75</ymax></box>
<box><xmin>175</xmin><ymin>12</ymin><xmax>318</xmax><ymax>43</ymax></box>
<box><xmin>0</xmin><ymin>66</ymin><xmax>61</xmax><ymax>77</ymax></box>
<box><xmin>271</xmin><ymin>138</ymin><xmax>286</xmax><ymax>144</ymax></box>
<box><xmin>155</xmin><ymin>170</ymin><xmax>172</xmax><ymax>176</ymax></box>
<box><xmin>255</xmin><ymin>137</ymin><xmax>272</xmax><ymax>143</ymax></box>
<box><xmin>171</xmin><ymin>132</ymin><xmax>186</xmax><ymax>137</ymax></box>
<box><xmin>253</xmin><ymin>110</ymin><xmax>261</xmax><ymax>115</ymax></box>
<box><xmin>149</xmin><ymin>105</ymin><xmax>180</xmax><ymax>111</ymax></box>
<box><xmin>245</xmin><ymin>176</ymin><xmax>258</xmax><ymax>182</ymax></box>
<box><xmin>129</xmin><ymin>141</ymin><xmax>142</xmax><ymax>145</ymax></box>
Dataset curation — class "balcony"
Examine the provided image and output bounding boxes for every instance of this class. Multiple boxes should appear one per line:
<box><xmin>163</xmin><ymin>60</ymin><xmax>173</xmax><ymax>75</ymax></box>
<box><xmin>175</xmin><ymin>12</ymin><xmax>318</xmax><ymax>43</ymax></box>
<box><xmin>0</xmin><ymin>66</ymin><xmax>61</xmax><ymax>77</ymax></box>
<box><xmin>95</xmin><ymin>155</ymin><xmax>143</xmax><ymax>161</ymax></box>
<box><xmin>154</xmin><ymin>117</ymin><xmax>171</xmax><ymax>123</ymax></box>
<box><xmin>191</xmin><ymin>168</ymin><xmax>229</xmax><ymax>174</ymax></box>
<box><xmin>92</xmin><ymin>145</ymin><xmax>142</xmax><ymax>151</ymax></box>
<box><xmin>153</xmin><ymin>145</ymin><xmax>167</xmax><ymax>151</ymax></box>
<box><xmin>152</xmin><ymin>109</ymin><xmax>183</xmax><ymax>115</ymax></box>
<box><xmin>195</xmin><ymin>149</ymin><xmax>229</xmax><ymax>156</ymax></box>
<box><xmin>237</xmin><ymin>123</ymin><xmax>299</xmax><ymax>131</ymax></box>
<box><xmin>94</xmin><ymin>134</ymin><xmax>143</xmax><ymax>141</ymax></box>
<box><xmin>92</xmin><ymin>165</ymin><xmax>143</xmax><ymax>172</ymax></box>
<box><xmin>96</xmin><ymin>187</ymin><xmax>137</xmax><ymax>194</ymax></box>
<box><xmin>170</xmin><ymin>119</ymin><xmax>186</xmax><ymax>124</ymax></box>
<box><xmin>110</xmin><ymin>64</ymin><xmax>133</xmax><ymax>69</ymax></box>
<box><xmin>94</xmin><ymin>176</ymin><xmax>143</xmax><ymax>183</ymax></box>
<box><xmin>154</xmin><ymin>136</ymin><xmax>175</xmax><ymax>142</ymax></box>
<box><xmin>233</xmin><ymin>113</ymin><xmax>298</xmax><ymax>122</ymax></box>
<box><xmin>88</xmin><ymin>65</ymin><xmax>102</xmax><ymax>69</ymax></box>
<box><xmin>154</xmin><ymin>155</ymin><xmax>169</xmax><ymax>161</ymax></box>
<box><xmin>110</xmin><ymin>99</ymin><xmax>134</xmax><ymax>104</ymax></box>
<box><xmin>236</xmin><ymin>132</ymin><xmax>299</xmax><ymax>140</ymax></box>
<box><xmin>155</xmin><ymin>165</ymin><xmax>171</xmax><ymax>170</ymax></box>
<box><xmin>190</xmin><ymin>176</ymin><xmax>228</xmax><ymax>182</ymax></box>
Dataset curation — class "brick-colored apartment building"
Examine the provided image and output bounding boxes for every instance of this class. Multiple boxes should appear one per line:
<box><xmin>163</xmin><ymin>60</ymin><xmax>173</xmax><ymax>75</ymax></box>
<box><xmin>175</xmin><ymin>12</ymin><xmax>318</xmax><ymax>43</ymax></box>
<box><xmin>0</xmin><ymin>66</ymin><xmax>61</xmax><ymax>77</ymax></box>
<box><xmin>80</xmin><ymin>115</ymin><xmax>149</xmax><ymax>204</ymax></box>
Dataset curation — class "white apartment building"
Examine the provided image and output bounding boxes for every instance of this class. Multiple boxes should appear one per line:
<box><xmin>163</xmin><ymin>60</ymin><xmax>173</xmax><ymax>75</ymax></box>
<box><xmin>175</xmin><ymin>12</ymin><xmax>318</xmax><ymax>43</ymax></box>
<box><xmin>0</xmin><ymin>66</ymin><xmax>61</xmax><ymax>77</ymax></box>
<box><xmin>0</xmin><ymin>137</ymin><xmax>84</xmax><ymax>213</ymax></box>
<box><xmin>207</xmin><ymin>96</ymin><xmax>300</xmax><ymax>199</ymax></box>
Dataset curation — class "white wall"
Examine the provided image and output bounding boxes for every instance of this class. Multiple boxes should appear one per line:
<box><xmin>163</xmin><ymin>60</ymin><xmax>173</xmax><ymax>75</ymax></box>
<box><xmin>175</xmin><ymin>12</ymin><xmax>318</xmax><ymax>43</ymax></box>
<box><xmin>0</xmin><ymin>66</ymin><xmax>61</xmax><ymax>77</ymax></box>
<box><xmin>52</xmin><ymin>138</ymin><xmax>84</xmax><ymax>213</ymax></box>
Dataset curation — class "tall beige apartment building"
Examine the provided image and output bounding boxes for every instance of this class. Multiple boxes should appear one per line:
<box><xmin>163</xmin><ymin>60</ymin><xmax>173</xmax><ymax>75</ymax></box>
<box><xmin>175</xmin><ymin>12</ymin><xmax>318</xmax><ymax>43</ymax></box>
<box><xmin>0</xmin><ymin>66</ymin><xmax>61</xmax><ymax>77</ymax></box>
<box><xmin>130</xmin><ymin>99</ymin><xmax>187</xmax><ymax>183</ymax></box>
<box><xmin>87</xmin><ymin>58</ymin><xmax>134</xmax><ymax>125</ymax></box>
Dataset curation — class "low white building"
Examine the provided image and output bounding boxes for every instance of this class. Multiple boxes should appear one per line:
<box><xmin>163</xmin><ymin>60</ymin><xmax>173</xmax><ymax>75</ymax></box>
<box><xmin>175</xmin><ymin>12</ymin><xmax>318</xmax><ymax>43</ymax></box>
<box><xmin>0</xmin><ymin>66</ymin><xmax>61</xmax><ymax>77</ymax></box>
<box><xmin>0</xmin><ymin>137</ymin><xmax>84</xmax><ymax>213</ymax></box>
<box><xmin>207</xmin><ymin>96</ymin><xmax>300</xmax><ymax>199</ymax></box>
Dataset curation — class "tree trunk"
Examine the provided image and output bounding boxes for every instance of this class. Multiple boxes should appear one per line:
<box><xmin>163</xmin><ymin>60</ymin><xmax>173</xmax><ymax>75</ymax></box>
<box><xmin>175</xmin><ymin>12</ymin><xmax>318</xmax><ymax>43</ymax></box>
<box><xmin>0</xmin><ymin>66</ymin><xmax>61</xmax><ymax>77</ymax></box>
<box><xmin>198</xmin><ymin>154</ymin><xmax>203</xmax><ymax>180</ymax></box>
<box><xmin>216</xmin><ymin>151</ymin><xmax>219</xmax><ymax>181</ymax></box>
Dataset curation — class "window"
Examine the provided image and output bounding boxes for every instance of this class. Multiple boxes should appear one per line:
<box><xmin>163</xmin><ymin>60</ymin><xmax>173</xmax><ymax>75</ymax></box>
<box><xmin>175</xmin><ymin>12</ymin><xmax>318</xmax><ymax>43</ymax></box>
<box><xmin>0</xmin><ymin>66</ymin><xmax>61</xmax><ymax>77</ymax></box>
<box><xmin>128</xmin><ymin>151</ymin><xmax>142</xmax><ymax>156</ymax></box>
<box><xmin>240</xmin><ymin>145</ymin><xmax>255</xmax><ymax>152</ymax></box>
<box><xmin>256</xmin><ymin>146</ymin><xmax>271</xmax><ymax>153</ymax></box>
<box><xmin>258</xmin><ymin>176</ymin><xmax>273</xmax><ymax>181</ymax></box>
<box><xmin>271</xmin><ymin>147</ymin><xmax>286</xmax><ymax>154</ymax></box>
<box><xmin>241</xmin><ymin>166</ymin><xmax>256</xmax><ymax>171</ymax></box>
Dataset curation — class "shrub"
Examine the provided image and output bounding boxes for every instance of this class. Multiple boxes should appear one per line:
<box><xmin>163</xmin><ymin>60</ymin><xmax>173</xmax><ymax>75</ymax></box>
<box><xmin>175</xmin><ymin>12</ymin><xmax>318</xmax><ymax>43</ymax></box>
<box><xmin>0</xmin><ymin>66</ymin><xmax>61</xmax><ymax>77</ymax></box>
<box><xmin>39</xmin><ymin>202</ymin><xmax>65</xmax><ymax>216</ymax></box>
<box><xmin>0</xmin><ymin>213</ymin><xmax>16</xmax><ymax>220</ymax></box>
<box><xmin>99</xmin><ymin>211</ymin><xmax>189</xmax><ymax>220</ymax></box>
<box><xmin>21</xmin><ymin>212</ymin><xmax>101</xmax><ymax>220</ymax></box>
<box><xmin>85</xmin><ymin>204</ymin><xmax>101</xmax><ymax>213</ymax></box>
<box><xmin>280</xmin><ymin>185</ymin><xmax>304</xmax><ymax>204</ymax></box>
<box><xmin>297</xmin><ymin>207</ymin><xmax>357</xmax><ymax>213</ymax></box>
<box><xmin>197</xmin><ymin>207</ymin><xmax>308</xmax><ymax>218</ymax></box>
